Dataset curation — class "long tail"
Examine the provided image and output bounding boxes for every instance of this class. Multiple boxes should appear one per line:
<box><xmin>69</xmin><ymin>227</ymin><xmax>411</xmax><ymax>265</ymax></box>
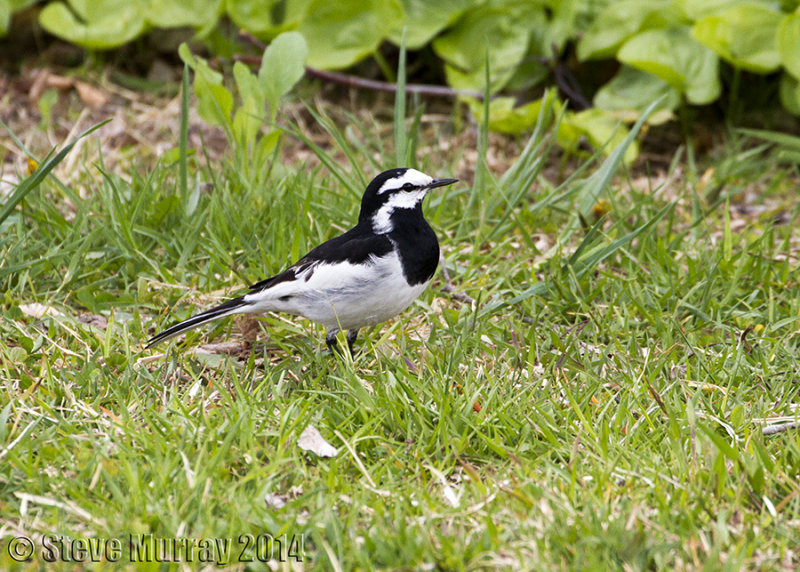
<box><xmin>146</xmin><ymin>296</ymin><xmax>252</xmax><ymax>348</ymax></box>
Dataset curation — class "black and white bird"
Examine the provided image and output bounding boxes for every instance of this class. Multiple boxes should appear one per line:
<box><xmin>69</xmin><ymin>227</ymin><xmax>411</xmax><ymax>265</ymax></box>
<box><xmin>146</xmin><ymin>168</ymin><xmax>458</xmax><ymax>354</ymax></box>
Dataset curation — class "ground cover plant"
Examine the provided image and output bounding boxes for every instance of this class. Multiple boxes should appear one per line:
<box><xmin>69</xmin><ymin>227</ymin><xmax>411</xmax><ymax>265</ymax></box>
<box><xmin>2</xmin><ymin>33</ymin><xmax>800</xmax><ymax>572</ymax></box>
<box><xmin>8</xmin><ymin>0</ymin><xmax>800</xmax><ymax>155</ymax></box>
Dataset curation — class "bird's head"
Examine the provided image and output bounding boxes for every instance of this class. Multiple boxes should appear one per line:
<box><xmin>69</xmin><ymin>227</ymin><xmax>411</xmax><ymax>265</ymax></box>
<box><xmin>359</xmin><ymin>168</ymin><xmax>458</xmax><ymax>233</ymax></box>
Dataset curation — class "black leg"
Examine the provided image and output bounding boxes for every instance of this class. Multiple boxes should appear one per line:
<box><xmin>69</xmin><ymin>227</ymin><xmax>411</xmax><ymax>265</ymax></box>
<box><xmin>346</xmin><ymin>329</ymin><xmax>359</xmax><ymax>354</ymax></box>
<box><xmin>325</xmin><ymin>329</ymin><xmax>341</xmax><ymax>354</ymax></box>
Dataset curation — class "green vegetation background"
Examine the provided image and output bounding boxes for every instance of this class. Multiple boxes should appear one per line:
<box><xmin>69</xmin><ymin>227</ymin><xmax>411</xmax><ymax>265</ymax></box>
<box><xmin>2</xmin><ymin>1</ymin><xmax>800</xmax><ymax>570</ymax></box>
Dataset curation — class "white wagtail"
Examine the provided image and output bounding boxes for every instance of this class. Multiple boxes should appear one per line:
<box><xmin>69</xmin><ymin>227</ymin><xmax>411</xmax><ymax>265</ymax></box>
<box><xmin>146</xmin><ymin>168</ymin><xmax>458</xmax><ymax>354</ymax></box>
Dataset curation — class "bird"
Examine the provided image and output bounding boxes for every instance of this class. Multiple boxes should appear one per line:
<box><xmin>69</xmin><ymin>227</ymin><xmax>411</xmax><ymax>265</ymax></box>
<box><xmin>146</xmin><ymin>168</ymin><xmax>458</xmax><ymax>354</ymax></box>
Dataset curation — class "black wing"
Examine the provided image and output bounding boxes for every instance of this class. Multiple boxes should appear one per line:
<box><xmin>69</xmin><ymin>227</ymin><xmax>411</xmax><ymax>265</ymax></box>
<box><xmin>248</xmin><ymin>223</ymin><xmax>393</xmax><ymax>293</ymax></box>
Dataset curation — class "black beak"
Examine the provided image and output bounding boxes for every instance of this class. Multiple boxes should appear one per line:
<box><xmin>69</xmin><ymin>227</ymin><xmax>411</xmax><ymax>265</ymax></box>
<box><xmin>428</xmin><ymin>178</ymin><xmax>459</xmax><ymax>189</ymax></box>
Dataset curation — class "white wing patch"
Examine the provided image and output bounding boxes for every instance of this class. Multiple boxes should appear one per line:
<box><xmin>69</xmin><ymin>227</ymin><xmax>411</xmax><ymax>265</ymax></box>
<box><xmin>376</xmin><ymin>168</ymin><xmax>432</xmax><ymax>195</ymax></box>
<box><xmin>241</xmin><ymin>251</ymin><xmax>429</xmax><ymax>332</ymax></box>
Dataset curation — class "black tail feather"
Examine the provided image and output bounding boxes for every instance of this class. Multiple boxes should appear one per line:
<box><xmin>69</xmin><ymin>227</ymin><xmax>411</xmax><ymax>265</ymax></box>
<box><xmin>145</xmin><ymin>296</ymin><xmax>250</xmax><ymax>349</ymax></box>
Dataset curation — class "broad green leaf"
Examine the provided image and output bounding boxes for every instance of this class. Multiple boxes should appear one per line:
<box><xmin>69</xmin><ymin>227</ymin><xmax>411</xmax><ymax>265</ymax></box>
<box><xmin>160</xmin><ymin>146</ymin><xmax>195</xmax><ymax>165</ymax></box>
<box><xmin>508</xmin><ymin>0</ymin><xmax>578</xmax><ymax>90</ymax></box>
<box><xmin>178</xmin><ymin>43</ymin><xmax>233</xmax><ymax>128</ymax></box>
<box><xmin>692</xmin><ymin>3</ymin><xmax>782</xmax><ymax>73</ymax></box>
<box><xmin>0</xmin><ymin>0</ymin><xmax>8</xmax><ymax>35</ymax></box>
<box><xmin>387</xmin><ymin>0</ymin><xmax>471</xmax><ymax>49</ymax></box>
<box><xmin>39</xmin><ymin>0</ymin><xmax>146</xmax><ymax>49</ymax></box>
<box><xmin>233</xmin><ymin>61</ymin><xmax>264</xmax><ymax>145</ymax></box>
<box><xmin>465</xmin><ymin>96</ymin><xmax>561</xmax><ymax>135</ymax></box>
<box><xmin>779</xmin><ymin>72</ymin><xmax>800</xmax><ymax>115</ymax></box>
<box><xmin>226</xmin><ymin>0</ymin><xmax>311</xmax><ymax>39</ymax></box>
<box><xmin>618</xmin><ymin>27</ymin><xmax>721</xmax><ymax>104</ymax></box>
<box><xmin>558</xmin><ymin>109</ymin><xmax>638</xmax><ymax>166</ymax></box>
<box><xmin>234</xmin><ymin>61</ymin><xmax>263</xmax><ymax>108</ymax></box>
<box><xmin>674</xmin><ymin>0</ymin><xmax>752</xmax><ymax>20</ymax></box>
<box><xmin>254</xmin><ymin>130</ymin><xmax>281</xmax><ymax>164</ymax></box>
<box><xmin>503</xmin><ymin>47</ymin><xmax>550</xmax><ymax>92</ymax></box>
<box><xmin>258</xmin><ymin>31</ymin><xmax>308</xmax><ymax>118</ymax></box>
<box><xmin>777</xmin><ymin>11</ymin><xmax>800</xmax><ymax>80</ymax></box>
<box><xmin>1</xmin><ymin>0</ymin><xmax>38</xmax><ymax>35</ymax></box>
<box><xmin>232</xmin><ymin>96</ymin><xmax>262</xmax><ymax>147</ymax></box>
<box><xmin>296</xmin><ymin>0</ymin><xmax>403</xmax><ymax>70</ymax></box>
<box><xmin>577</xmin><ymin>0</ymin><xmax>682</xmax><ymax>61</ymax></box>
<box><xmin>593</xmin><ymin>65</ymin><xmax>680</xmax><ymax>123</ymax></box>
<box><xmin>489</xmin><ymin>99</ymin><xmax>548</xmax><ymax>136</ymax></box>
<box><xmin>178</xmin><ymin>43</ymin><xmax>223</xmax><ymax>83</ymax></box>
<box><xmin>433</xmin><ymin>1</ymin><xmax>545</xmax><ymax>93</ymax></box>
<box><xmin>543</xmin><ymin>0</ymin><xmax>581</xmax><ymax>52</ymax></box>
<box><xmin>195</xmin><ymin>80</ymin><xmax>233</xmax><ymax>129</ymax></box>
<box><xmin>146</xmin><ymin>0</ymin><xmax>222</xmax><ymax>29</ymax></box>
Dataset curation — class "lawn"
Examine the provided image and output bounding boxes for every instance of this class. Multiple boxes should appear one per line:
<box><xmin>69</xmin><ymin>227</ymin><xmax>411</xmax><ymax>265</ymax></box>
<box><xmin>2</xmin><ymin>69</ymin><xmax>800</xmax><ymax>571</ymax></box>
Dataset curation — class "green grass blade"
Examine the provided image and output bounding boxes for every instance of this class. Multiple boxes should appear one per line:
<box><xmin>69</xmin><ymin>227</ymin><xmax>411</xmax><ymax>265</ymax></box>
<box><xmin>0</xmin><ymin>118</ymin><xmax>84</xmax><ymax>207</ymax></box>
<box><xmin>480</xmin><ymin>91</ymin><xmax>559</xmax><ymax>244</ymax></box>
<box><xmin>394</xmin><ymin>27</ymin><xmax>407</xmax><ymax>167</ymax></box>
<box><xmin>0</xmin><ymin>119</ymin><xmax>111</xmax><ymax>225</ymax></box>
<box><xmin>569</xmin><ymin>201</ymin><xmax>674</xmax><ymax>277</ymax></box>
<box><xmin>565</xmin><ymin>214</ymin><xmax>607</xmax><ymax>267</ymax></box>
<box><xmin>456</xmin><ymin>48</ymin><xmax>491</xmax><ymax>239</ymax></box>
<box><xmin>179</xmin><ymin>62</ymin><xmax>190</xmax><ymax>199</ymax></box>
<box><xmin>295</xmin><ymin>105</ymin><xmax>366</xmax><ymax>195</ymax></box>
<box><xmin>574</xmin><ymin>96</ymin><xmax>665</xmax><ymax>217</ymax></box>
<box><xmin>282</xmin><ymin>118</ymin><xmax>362</xmax><ymax>197</ymax></box>
<box><xmin>739</xmin><ymin>128</ymin><xmax>800</xmax><ymax>150</ymax></box>
<box><xmin>480</xmin><ymin>201</ymin><xmax>675</xmax><ymax>315</ymax></box>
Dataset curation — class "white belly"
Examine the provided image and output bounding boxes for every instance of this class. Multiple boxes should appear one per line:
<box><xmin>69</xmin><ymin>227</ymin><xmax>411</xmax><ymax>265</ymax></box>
<box><xmin>244</xmin><ymin>251</ymin><xmax>432</xmax><ymax>332</ymax></box>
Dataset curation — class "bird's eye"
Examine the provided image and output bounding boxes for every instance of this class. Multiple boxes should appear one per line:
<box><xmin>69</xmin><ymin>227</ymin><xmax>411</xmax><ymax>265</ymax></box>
<box><xmin>402</xmin><ymin>183</ymin><xmax>414</xmax><ymax>191</ymax></box>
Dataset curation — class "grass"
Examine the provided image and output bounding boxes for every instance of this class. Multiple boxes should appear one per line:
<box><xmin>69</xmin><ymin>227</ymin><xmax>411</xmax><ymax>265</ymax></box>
<box><xmin>2</xmin><ymin>78</ymin><xmax>800</xmax><ymax>571</ymax></box>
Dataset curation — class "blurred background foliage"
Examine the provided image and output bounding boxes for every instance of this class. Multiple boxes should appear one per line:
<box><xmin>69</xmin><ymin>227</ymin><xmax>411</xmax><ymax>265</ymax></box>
<box><xmin>4</xmin><ymin>0</ymin><xmax>800</xmax><ymax>146</ymax></box>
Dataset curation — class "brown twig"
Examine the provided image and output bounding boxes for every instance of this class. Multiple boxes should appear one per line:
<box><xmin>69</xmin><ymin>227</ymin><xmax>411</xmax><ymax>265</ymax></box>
<box><xmin>234</xmin><ymin>54</ymin><xmax>486</xmax><ymax>100</ymax></box>
<box><xmin>239</xmin><ymin>31</ymin><xmax>590</xmax><ymax>107</ymax></box>
<box><xmin>307</xmin><ymin>67</ymin><xmax>486</xmax><ymax>100</ymax></box>
<box><xmin>527</xmin><ymin>44</ymin><xmax>591</xmax><ymax>110</ymax></box>
<box><xmin>239</xmin><ymin>30</ymin><xmax>267</xmax><ymax>50</ymax></box>
<box><xmin>739</xmin><ymin>325</ymin><xmax>754</xmax><ymax>352</ymax></box>
<box><xmin>236</xmin><ymin>30</ymin><xmax>485</xmax><ymax>100</ymax></box>
<box><xmin>762</xmin><ymin>421</ymin><xmax>800</xmax><ymax>436</ymax></box>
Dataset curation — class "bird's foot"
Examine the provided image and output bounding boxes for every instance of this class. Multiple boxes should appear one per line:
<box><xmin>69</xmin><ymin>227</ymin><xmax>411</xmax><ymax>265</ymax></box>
<box><xmin>346</xmin><ymin>330</ymin><xmax>359</xmax><ymax>355</ymax></box>
<box><xmin>325</xmin><ymin>330</ymin><xmax>360</xmax><ymax>357</ymax></box>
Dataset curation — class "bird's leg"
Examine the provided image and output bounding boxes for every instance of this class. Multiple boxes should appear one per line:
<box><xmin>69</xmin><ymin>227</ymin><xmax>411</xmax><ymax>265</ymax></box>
<box><xmin>346</xmin><ymin>329</ymin><xmax>359</xmax><ymax>355</ymax></box>
<box><xmin>325</xmin><ymin>329</ymin><xmax>341</xmax><ymax>354</ymax></box>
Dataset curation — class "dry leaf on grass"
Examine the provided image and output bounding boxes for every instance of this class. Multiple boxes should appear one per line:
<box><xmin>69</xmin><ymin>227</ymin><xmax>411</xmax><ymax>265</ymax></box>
<box><xmin>78</xmin><ymin>314</ymin><xmax>108</xmax><ymax>329</ymax></box>
<box><xmin>195</xmin><ymin>341</ymin><xmax>248</xmax><ymax>355</ymax></box>
<box><xmin>264</xmin><ymin>492</ymin><xmax>287</xmax><ymax>510</ymax></box>
<box><xmin>19</xmin><ymin>303</ymin><xmax>64</xmax><ymax>319</ymax></box>
<box><xmin>297</xmin><ymin>424</ymin><xmax>337</xmax><ymax>457</ymax></box>
<box><xmin>28</xmin><ymin>70</ymin><xmax>109</xmax><ymax>108</ymax></box>
<box><xmin>74</xmin><ymin>81</ymin><xmax>108</xmax><ymax>108</ymax></box>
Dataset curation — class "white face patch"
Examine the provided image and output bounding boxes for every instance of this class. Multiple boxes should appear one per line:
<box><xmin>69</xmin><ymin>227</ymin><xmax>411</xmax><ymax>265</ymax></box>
<box><xmin>371</xmin><ymin>188</ymin><xmax>428</xmax><ymax>233</ymax></box>
<box><xmin>376</xmin><ymin>169</ymin><xmax>433</xmax><ymax>195</ymax></box>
